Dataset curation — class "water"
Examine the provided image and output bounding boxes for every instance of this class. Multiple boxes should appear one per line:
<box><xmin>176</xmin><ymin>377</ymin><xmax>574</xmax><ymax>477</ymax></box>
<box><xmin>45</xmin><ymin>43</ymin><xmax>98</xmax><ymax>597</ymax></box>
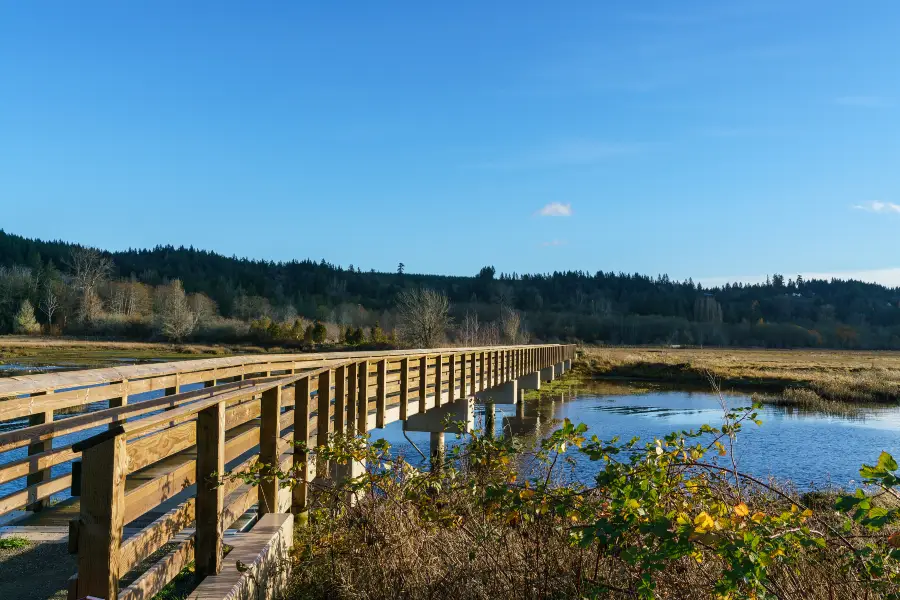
<box><xmin>369</xmin><ymin>383</ymin><xmax>900</xmax><ymax>490</ymax></box>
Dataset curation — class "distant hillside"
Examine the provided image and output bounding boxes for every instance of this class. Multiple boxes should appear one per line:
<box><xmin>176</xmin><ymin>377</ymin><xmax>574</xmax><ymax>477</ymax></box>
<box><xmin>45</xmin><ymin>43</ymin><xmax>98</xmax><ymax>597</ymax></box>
<box><xmin>1</xmin><ymin>229</ymin><xmax>899</xmax><ymax>348</ymax></box>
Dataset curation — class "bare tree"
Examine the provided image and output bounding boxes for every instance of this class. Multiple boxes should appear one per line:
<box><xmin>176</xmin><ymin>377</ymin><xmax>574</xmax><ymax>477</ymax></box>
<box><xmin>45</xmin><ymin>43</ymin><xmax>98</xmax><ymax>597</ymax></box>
<box><xmin>66</xmin><ymin>247</ymin><xmax>113</xmax><ymax>323</ymax></box>
<box><xmin>155</xmin><ymin>280</ymin><xmax>198</xmax><ymax>341</ymax></box>
<box><xmin>396</xmin><ymin>288</ymin><xmax>451</xmax><ymax>348</ymax></box>
<box><xmin>39</xmin><ymin>283</ymin><xmax>60</xmax><ymax>325</ymax></box>
<box><xmin>460</xmin><ymin>310</ymin><xmax>480</xmax><ymax>346</ymax></box>
<box><xmin>500</xmin><ymin>304</ymin><xmax>523</xmax><ymax>344</ymax></box>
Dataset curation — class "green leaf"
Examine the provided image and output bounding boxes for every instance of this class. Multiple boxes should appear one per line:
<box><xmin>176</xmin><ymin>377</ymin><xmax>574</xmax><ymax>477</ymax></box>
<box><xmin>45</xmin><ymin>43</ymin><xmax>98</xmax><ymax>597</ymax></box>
<box><xmin>876</xmin><ymin>451</ymin><xmax>898</xmax><ymax>472</ymax></box>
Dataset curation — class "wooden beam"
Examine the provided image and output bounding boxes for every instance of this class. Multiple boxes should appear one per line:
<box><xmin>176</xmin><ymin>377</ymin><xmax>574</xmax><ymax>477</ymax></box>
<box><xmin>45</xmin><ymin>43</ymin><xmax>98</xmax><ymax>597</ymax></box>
<box><xmin>259</xmin><ymin>385</ymin><xmax>281</xmax><ymax>517</ymax></box>
<box><xmin>479</xmin><ymin>351</ymin><xmax>485</xmax><ymax>392</ymax></box>
<box><xmin>76</xmin><ymin>434</ymin><xmax>127</xmax><ymax>600</ymax></box>
<box><xmin>469</xmin><ymin>352</ymin><xmax>476</xmax><ymax>396</ymax></box>
<box><xmin>292</xmin><ymin>377</ymin><xmax>311</xmax><ymax>515</ymax></box>
<box><xmin>195</xmin><ymin>401</ymin><xmax>226</xmax><ymax>577</ymax></box>
<box><xmin>26</xmin><ymin>391</ymin><xmax>52</xmax><ymax>512</ymax></box>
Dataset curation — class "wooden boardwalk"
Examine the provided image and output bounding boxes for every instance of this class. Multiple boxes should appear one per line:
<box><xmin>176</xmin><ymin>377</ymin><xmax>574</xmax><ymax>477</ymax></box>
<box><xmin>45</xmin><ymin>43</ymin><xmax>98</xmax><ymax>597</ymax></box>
<box><xmin>0</xmin><ymin>344</ymin><xmax>575</xmax><ymax>599</ymax></box>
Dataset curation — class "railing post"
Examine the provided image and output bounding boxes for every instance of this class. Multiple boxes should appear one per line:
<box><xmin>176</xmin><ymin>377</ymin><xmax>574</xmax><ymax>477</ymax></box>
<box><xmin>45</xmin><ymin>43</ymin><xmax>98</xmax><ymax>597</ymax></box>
<box><xmin>418</xmin><ymin>356</ymin><xmax>428</xmax><ymax>414</ymax></box>
<box><xmin>259</xmin><ymin>384</ymin><xmax>282</xmax><ymax>516</ymax></box>
<box><xmin>334</xmin><ymin>365</ymin><xmax>346</xmax><ymax>433</ymax></box>
<box><xmin>448</xmin><ymin>354</ymin><xmax>457</xmax><ymax>404</ymax></box>
<box><xmin>317</xmin><ymin>370</ymin><xmax>332</xmax><ymax>479</ymax></box>
<box><xmin>357</xmin><ymin>361</ymin><xmax>369</xmax><ymax>434</ymax></box>
<box><xmin>469</xmin><ymin>352</ymin><xmax>476</xmax><ymax>396</ymax></box>
<box><xmin>27</xmin><ymin>391</ymin><xmax>52</xmax><ymax>511</ymax></box>
<box><xmin>292</xmin><ymin>376</ymin><xmax>311</xmax><ymax>516</ymax></box>
<box><xmin>376</xmin><ymin>359</ymin><xmax>387</xmax><ymax>429</ymax></box>
<box><xmin>479</xmin><ymin>351</ymin><xmax>486</xmax><ymax>392</ymax></box>
<box><xmin>76</xmin><ymin>434</ymin><xmax>127</xmax><ymax>600</ymax></box>
<box><xmin>195</xmin><ymin>400</ymin><xmax>226</xmax><ymax>577</ymax></box>
<box><xmin>434</xmin><ymin>354</ymin><xmax>444</xmax><ymax>407</ymax></box>
<box><xmin>399</xmin><ymin>358</ymin><xmax>410</xmax><ymax>420</ymax></box>
<box><xmin>346</xmin><ymin>362</ymin><xmax>358</xmax><ymax>434</ymax></box>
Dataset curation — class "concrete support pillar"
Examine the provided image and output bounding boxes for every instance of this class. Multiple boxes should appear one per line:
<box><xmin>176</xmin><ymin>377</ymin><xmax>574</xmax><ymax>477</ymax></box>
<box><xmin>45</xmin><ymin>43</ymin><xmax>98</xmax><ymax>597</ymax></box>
<box><xmin>554</xmin><ymin>362</ymin><xmax>564</xmax><ymax>377</ymax></box>
<box><xmin>540</xmin><ymin>366</ymin><xmax>555</xmax><ymax>383</ymax></box>
<box><xmin>564</xmin><ymin>359</ymin><xmax>572</xmax><ymax>371</ymax></box>
<box><xmin>475</xmin><ymin>380</ymin><xmax>517</xmax><ymax>405</ymax></box>
<box><xmin>331</xmin><ymin>457</ymin><xmax>366</xmax><ymax>505</ymax></box>
<box><xmin>517</xmin><ymin>371</ymin><xmax>541</xmax><ymax>392</ymax></box>
<box><xmin>430</xmin><ymin>432</ymin><xmax>445</xmax><ymax>472</ymax></box>
<box><xmin>405</xmin><ymin>397</ymin><xmax>474</xmax><ymax>434</ymax></box>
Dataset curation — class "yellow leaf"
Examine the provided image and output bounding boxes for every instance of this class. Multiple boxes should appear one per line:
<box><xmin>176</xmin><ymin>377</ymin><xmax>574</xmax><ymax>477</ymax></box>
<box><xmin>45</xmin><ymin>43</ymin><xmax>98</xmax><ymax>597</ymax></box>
<box><xmin>733</xmin><ymin>503</ymin><xmax>749</xmax><ymax>518</ymax></box>
<box><xmin>694</xmin><ymin>511</ymin><xmax>715</xmax><ymax>532</ymax></box>
<box><xmin>751</xmin><ymin>512</ymin><xmax>766</xmax><ymax>523</ymax></box>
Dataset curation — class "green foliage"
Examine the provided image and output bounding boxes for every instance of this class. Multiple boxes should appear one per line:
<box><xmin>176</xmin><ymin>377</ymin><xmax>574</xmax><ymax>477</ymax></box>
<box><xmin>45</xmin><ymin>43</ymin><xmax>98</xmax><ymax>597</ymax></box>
<box><xmin>232</xmin><ymin>407</ymin><xmax>899</xmax><ymax>599</ymax></box>
<box><xmin>0</xmin><ymin>536</ymin><xmax>28</xmax><ymax>549</ymax></box>
<box><xmin>312</xmin><ymin>321</ymin><xmax>327</xmax><ymax>344</ymax></box>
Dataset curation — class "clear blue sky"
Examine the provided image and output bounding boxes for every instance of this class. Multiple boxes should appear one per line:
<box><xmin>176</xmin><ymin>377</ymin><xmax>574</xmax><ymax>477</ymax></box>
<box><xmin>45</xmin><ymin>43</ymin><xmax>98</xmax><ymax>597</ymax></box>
<box><xmin>2</xmin><ymin>1</ymin><xmax>898</xmax><ymax>285</ymax></box>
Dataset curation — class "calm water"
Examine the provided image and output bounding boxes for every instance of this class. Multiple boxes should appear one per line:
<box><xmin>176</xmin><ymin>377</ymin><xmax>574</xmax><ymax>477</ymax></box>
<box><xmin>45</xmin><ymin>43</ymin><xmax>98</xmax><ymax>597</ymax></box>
<box><xmin>370</xmin><ymin>383</ymin><xmax>900</xmax><ymax>490</ymax></box>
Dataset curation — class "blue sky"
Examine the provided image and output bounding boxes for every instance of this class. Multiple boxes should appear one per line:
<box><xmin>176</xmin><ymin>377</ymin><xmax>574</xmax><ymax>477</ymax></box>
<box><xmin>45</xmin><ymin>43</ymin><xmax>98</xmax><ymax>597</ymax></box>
<box><xmin>1</xmin><ymin>1</ymin><xmax>898</xmax><ymax>285</ymax></box>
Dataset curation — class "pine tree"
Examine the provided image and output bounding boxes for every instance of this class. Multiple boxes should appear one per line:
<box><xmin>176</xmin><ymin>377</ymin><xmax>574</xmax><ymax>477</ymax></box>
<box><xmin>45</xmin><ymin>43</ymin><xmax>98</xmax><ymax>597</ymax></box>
<box><xmin>13</xmin><ymin>299</ymin><xmax>41</xmax><ymax>335</ymax></box>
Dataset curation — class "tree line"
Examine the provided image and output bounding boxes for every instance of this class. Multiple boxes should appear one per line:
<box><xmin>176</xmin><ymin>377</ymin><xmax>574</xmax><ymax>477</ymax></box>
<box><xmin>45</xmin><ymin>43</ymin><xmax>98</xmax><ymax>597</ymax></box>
<box><xmin>1</xmin><ymin>229</ymin><xmax>900</xmax><ymax>348</ymax></box>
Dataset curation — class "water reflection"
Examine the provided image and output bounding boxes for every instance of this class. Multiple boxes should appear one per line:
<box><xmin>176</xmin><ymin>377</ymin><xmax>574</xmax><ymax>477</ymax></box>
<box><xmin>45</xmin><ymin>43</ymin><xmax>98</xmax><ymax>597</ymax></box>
<box><xmin>370</xmin><ymin>381</ymin><xmax>900</xmax><ymax>490</ymax></box>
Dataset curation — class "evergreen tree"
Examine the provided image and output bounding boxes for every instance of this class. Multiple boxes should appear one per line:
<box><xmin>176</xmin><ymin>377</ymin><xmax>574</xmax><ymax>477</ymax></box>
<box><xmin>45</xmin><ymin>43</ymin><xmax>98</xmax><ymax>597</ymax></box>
<box><xmin>13</xmin><ymin>299</ymin><xmax>40</xmax><ymax>335</ymax></box>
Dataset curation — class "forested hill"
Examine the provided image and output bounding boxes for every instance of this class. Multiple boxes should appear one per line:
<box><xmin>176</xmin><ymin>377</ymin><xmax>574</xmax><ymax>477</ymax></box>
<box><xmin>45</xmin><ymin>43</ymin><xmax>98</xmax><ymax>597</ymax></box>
<box><xmin>2</xmin><ymin>229</ymin><xmax>900</xmax><ymax>349</ymax></box>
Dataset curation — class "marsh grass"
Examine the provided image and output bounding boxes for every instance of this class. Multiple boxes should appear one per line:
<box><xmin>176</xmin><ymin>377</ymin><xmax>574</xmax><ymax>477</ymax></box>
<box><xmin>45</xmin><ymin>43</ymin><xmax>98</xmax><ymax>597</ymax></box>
<box><xmin>579</xmin><ymin>347</ymin><xmax>900</xmax><ymax>404</ymax></box>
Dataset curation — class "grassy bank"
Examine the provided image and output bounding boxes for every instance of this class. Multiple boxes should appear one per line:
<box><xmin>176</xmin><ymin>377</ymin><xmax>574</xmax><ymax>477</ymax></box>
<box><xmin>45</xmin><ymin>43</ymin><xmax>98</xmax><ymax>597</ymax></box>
<box><xmin>577</xmin><ymin>347</ymin><xmax>900</xmax><ymax>405</ymax></box>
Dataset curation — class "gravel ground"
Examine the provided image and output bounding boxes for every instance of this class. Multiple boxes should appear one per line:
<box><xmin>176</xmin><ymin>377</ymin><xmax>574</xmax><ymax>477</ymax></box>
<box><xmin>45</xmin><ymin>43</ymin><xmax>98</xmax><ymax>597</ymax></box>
<box><xmin>0</xmin><ymin>540</ymin><xmax>75</xmax><ymax>600</ymax></box>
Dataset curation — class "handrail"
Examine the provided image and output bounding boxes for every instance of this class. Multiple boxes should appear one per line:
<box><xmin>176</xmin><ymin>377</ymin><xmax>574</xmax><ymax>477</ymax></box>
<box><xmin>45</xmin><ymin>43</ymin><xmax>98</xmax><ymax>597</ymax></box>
<box><xmin>62</xmin><ymin>344</ymin><xmax>576</xmax><ymax>599</ymax></box>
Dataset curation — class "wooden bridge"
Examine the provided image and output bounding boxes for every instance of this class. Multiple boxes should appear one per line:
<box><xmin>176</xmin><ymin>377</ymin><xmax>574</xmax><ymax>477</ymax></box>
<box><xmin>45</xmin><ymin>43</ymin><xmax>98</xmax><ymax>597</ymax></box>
<box><xmin>0</xmin><ymin>344</ymin><xmax>575</xmax><ymax>600</ymax></box>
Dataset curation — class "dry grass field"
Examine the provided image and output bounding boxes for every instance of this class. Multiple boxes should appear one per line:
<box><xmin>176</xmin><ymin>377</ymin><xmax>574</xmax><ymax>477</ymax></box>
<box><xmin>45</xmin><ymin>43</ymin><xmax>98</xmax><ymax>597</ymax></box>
<box><xmin>578</xmin><ymin>346</ymin><xmax>900</xmax><ymax>404</ymax></box>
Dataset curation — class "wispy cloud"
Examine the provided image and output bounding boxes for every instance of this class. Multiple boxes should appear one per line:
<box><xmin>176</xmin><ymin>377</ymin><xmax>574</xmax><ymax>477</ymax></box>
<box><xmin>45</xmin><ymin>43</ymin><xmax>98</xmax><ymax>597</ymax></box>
<box><xmin>540</xmin><ymin>239</ymin><xmax>568</xmax><ymax>247</ymax></box>
<box><xmin>835</xmin><ymin>96</ymin><xmax>893</xmax><ymax>108</ymax></box>
<box><xmin>471</xmin><ymin>140</ymin><xmax>649</xmax><ymax>170</ymax></box>
<box><xmin>536</xmin><ymin>202</ymin><xmax>573</xmax><ymax>217</ymax></box>
<box><xmin>853</xmin><ymin>201</ymin><xmax>900</xmax><ymax>214</ymax></box>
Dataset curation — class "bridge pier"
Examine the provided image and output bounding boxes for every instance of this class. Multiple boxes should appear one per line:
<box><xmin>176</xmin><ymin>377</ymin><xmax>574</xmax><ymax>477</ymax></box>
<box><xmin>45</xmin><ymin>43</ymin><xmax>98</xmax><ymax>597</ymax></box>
<box><xmin>540</xmin><ymin>365</ymin><xmax>555</xmax><ymax>383</ymax></box>
<box><xmin>475</xmin><ymin>380</ymin><xmax>517</xmax><ymax>404</ymax></box>
<box><xmin>405</xmin><ymin>397</ymin><xmax>473</xmax><ymax>470</ymax></box>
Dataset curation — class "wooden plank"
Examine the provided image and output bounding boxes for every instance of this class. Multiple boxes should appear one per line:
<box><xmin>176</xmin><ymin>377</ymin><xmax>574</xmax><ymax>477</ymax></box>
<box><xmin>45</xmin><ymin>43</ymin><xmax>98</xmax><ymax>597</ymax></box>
<box><xmin>76</xmin><ymin>434</ymin><xmax>127</xmax><ymax>600</ymax></box>
<box><xmin>258</xmin><ymin>384</ymin><xmax>281</xmax><ymax>517</ymax></box>
<box><xmin>195</xmin><ymin>401</ymin><xmax>226</xmax><ymax>577</ymax></box>
<box><xmin>0</xmin><ymin>442</ymin><xmax>78</xmax><ymax>486</ymax></box>
<box><xmin>0</xmin><ymin>473</ymin><xmax>72</xmax><ymax>515</ymax></box>
<box><xmin>118</xmin><ymin>499</ymin><xmax>195</xmax><ymax>574</ymax></box>
<box><xmin>448</xmin><ymin>354</ymin><xmax>457</xmax><ymax>404</ymax></box>
<box><xmin>376</xmin><ymin>359</ymin><xmax>387</xmax><ymax>429</ymax></box>
<box><xmin>399</xmin><ymin>358</ymin><xmax>409</xmax><ymax>420</ymax></box>
<box><xmin>292</xmin><ymin>376</ymin><xmax>311</xmax><ymax>515</ymax></box>
<box><xmin>118</xmin><ymin>537</ymin><xmax>194</xmax><ymax>600</ymax></box>
<box><xmin>470</xmin><ymin>352</ymin><xmax>477</xmax><ymax>395</ymax></box>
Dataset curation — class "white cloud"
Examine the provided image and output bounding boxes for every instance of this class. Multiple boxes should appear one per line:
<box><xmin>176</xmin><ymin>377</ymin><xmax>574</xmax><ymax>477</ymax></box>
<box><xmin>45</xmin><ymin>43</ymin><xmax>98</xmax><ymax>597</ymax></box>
<box><xmin>536</xmin><ymin>202</ymin><xmax>573</xmax><ymax>217</ymax></box>
<box><xmin>835</xmin><ymin>96</ymin><xmax>893</xmax><ymax>108</ymax></box>
<box><xmin>853</xmin><ymin>201</ymin><xmax>900</xmax><ymax>214</ymax></box>
<box><xmin>540</xmin><ymin>240</ymin><xmax>567</xmax><ymax>247</ymax></box>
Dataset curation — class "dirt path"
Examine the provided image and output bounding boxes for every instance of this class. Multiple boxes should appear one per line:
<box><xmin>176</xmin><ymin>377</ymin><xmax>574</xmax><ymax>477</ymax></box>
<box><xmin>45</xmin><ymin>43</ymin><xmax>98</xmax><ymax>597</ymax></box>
<box><xmin>0</xmin><ymin>540</ymin><xmax>75</xmax><ymax>600</ymax></box>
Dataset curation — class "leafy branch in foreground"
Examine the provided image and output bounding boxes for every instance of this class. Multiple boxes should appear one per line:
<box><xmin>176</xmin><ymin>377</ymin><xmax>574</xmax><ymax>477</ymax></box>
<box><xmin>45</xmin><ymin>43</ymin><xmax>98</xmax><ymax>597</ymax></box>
<box><xmin>223</xmin><ymin>405</ymin><xmax>900</xmax><ymax>600</ymax></box>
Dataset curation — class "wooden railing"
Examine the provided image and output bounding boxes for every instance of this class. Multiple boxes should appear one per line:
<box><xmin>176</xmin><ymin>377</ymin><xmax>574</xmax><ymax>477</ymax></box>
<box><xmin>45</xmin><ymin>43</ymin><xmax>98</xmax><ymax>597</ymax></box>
<box><xmin>0</xmin><ymin>344</ymin><xmax>576</xmax><ymax>599</ymax></box>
